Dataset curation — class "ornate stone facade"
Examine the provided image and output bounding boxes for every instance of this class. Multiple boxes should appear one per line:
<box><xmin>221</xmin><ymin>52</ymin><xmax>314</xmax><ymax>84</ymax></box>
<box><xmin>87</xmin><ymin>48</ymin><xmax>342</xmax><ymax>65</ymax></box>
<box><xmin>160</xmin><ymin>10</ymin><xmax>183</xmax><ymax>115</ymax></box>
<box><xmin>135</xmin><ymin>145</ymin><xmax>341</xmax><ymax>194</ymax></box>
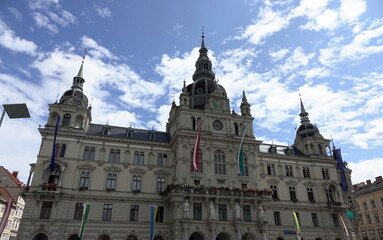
<box><xmin>18</xmin><ymin>36</ymin><xmax>357</xmax><ymax>240</ymax></box>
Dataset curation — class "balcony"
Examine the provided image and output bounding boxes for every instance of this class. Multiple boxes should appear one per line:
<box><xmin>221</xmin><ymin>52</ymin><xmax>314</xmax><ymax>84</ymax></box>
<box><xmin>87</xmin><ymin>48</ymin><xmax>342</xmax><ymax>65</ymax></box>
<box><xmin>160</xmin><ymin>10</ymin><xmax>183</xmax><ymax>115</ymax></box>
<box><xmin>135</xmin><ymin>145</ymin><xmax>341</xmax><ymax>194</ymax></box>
<box><xmin>327</xmin><ymin>201</ymin><xmax>343</xmax><ymax>210</ymax></box>
<box><xmin>38</xmin><ymin>183</ymin><xmax>61</xmax><ymax>194</ymax></box>
<box><xmin>161</xmin><ymin>184</ymin><xmax>273</xmax><ymax>199</ymax></box>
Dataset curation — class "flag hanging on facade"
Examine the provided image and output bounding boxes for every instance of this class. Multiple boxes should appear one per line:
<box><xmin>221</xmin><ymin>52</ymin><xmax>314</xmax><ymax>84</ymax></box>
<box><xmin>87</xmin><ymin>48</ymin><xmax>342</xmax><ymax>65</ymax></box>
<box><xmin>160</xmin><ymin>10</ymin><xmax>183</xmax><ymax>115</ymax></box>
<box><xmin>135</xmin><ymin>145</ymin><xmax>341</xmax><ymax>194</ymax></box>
<box><xmin>0</xmin><ymin>200</ymin><xmax>13</xmax><ymax>235</ymax></box>
<box><xmin>149</xmin><ymin>206</ymin><xmax>158</xmax><ymax>240</ymax></box>
<box><xmin>339</xmin><ymin>213</ymin><xmax>349</xmax><ymax>237</ymax></box>
<box><xmin>237</xmin><ymin>125</ymin><xmax>247</xmax><ymax>175</ymax></box>
<box><xmin>346</xmin><ymin>210</ymin><xmax>355</xmax><ymax>219</ymax></box>
<box><xmin>333</xmin><ymin>148</ymin><xmax>348</xmax><ymax>191</ymax></box>
<box><xmin>79</xmin><ymin>202</ymin><xmax>90</xmax><ymax>239</ymax></box>
<box><xmin>292</xmin><ymin>211</ymin><xmax>301</xmax><ymax>240</ymax></box>
<box><xmin>50</xmin><ymin>115</ymin><xmax>61</xmax><ymax>171</ymax></box>
<box><xmin>192</xmin><ymin>121</ymin><xmax>203</xmax><ymax>170</ymax></box>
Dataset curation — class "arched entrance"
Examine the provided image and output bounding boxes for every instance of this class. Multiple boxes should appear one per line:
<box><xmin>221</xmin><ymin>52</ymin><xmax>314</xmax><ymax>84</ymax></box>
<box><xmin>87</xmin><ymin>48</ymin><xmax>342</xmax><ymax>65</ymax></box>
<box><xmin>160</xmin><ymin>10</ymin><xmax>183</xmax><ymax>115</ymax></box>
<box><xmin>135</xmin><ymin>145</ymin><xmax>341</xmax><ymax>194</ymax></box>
<box><xmin>98</xmin><ymin>235</ymin><xmax>110</xmax><ymax>240</ymax></box>
<box><xmin>33</xmin><ymin>233</ymin><xmax>48</xmax><ymax>240</ymax></box>
<box><xmin>216</xmin><ymin>232</ymin><xmax>232</xmax><ymax>240</ymax></box>
<box><xmin>190</xmin><ymin>232</ymin><xmax>205</xmax><ymax>240</ymax></box>
<box><xmin>242</xmin><ymin>233</ymin><xmax>256</xmax><ymax>240</ymax></box>
<box><xmin>277</xmin><ymin>238</ymin><xmax>284</xmax><ymax>240</ymax></box>
<box><xmin>127</xmin><ymin>236</ymin><xmax>137</xmax><ymax>240</ymax></box>
<box><xmin>154</xmin><ymin>236</ymin><xmax>164</xmax><ymax>240</ymax></box>
<box><xmin>68</xmin><ymin>234</ymin><xmax>79</xmax><ymax>240</ymax></box>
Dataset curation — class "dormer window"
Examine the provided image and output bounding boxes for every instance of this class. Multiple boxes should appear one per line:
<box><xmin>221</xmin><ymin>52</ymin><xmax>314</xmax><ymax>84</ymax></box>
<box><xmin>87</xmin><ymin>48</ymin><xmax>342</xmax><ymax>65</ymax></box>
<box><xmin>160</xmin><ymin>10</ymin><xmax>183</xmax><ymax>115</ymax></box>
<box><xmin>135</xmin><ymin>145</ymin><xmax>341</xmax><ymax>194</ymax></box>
<box><xmin>102</xmin><ymin>127</ymin><xmax>110</xmax><ymax>135</ymax></box>
<box><xmin>149</xmin><ymin>133</ymin><xmax>156</xmax><ymax>141</ymax></box>
<box><xmin>268</xmin><ymin>145</ymin><xmax>277</xmax><ymax>154</ymax></box>
<box><xmin>126</xmin><ymin>130</ymin><xmax>134</xmax><ymax>138</ymax></box>
<box><xmin>62</xmin><ymin>114</ymin><xmax>71</xmax><ymax>127</ymax></box>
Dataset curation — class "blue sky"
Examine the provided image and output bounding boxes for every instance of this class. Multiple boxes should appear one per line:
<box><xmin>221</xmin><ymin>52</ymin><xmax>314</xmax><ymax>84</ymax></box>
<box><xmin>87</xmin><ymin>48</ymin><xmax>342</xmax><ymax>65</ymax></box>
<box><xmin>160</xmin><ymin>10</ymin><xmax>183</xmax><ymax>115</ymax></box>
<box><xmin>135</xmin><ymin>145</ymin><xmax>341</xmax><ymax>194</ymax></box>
<box><xmin>0</xmin><ymin>0</ymin><xmax>382</xmax><ymax>185</ymax></box>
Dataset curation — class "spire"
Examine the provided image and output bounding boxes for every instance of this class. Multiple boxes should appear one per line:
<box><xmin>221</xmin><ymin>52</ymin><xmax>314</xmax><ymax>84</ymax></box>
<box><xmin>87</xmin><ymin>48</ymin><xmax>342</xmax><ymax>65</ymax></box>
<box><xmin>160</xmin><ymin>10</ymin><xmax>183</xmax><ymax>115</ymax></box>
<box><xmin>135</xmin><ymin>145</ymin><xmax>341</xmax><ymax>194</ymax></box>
<box><xmin>192</xmin><ymin>27</ymin><xmax>215</xmax><ymax>81</ymax></box>
<box><xmin>299</xmin><ymin>98</ymin><xmax>310</xmax><ymax>123</ymax></box>
<box><xmin>72</xmin><ymin>53</ymin><xmax>86</xmax><ymax>91</ymax></box>
<box><xmin>240</xmin><ymin>90</ymin><xmax>251</xmax><ymax>116</ymax></box>
<box><xmin>242</xmin><ymin>91</ymin><xmax>248</xmax><ymax>103</ymax></box>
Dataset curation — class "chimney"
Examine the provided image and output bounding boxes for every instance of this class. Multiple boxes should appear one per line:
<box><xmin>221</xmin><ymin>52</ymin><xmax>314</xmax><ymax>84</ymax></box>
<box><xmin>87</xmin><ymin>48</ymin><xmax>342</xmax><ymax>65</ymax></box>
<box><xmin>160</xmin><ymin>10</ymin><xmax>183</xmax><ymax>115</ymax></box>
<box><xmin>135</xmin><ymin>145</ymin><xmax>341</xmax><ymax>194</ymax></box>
<box><xmin>375</xmin><ymin>176</ymin><xmax>383</xmax><ymax>182</ymax></box>
<box><xmin>12</xmin><ymin>171</ymin><xmax>19</xmax><ymax>178</ymax></box>
<box><xmin>366</xmin><ymin>180</ymin><xmax>372</xmax><ymax>185</ymax></box>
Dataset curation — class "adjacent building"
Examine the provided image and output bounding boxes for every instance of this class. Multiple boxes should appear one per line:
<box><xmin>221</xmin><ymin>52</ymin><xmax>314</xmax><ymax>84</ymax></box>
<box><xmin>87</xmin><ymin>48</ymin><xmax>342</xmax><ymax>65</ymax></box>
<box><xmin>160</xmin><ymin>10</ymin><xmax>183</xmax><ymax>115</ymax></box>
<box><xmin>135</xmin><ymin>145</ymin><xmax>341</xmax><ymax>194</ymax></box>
<box><xmin>18</xmin><ymin>35</ymin><xmax>357</xmax><ymax>240</ymax></box>
<box><xmin>354</xmin><ymin>176</ymin><xmax>383</xmax><ymax>240</ymax></box>
<box><xmin>0</xmin><ymin>167</ymin><xmax>25</xmax><ymax>240</ymax></box>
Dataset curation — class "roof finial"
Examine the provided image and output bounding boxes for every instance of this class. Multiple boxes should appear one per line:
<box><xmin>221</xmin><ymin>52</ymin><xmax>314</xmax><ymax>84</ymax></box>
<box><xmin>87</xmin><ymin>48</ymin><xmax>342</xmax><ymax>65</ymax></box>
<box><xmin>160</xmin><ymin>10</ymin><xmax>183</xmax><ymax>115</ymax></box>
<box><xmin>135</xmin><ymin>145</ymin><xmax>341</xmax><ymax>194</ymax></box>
<box><xmin>201</xmin><ymin>26</ymin><xmax>205</xmax><ymax>48</ymax></box>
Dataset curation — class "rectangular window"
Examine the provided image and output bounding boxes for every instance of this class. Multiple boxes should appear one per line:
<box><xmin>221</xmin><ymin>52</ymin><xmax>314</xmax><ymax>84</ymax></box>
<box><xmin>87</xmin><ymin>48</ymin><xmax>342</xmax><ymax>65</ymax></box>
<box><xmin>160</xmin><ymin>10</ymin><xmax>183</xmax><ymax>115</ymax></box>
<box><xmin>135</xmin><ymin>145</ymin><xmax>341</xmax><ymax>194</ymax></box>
<box><xmin>363</xmin><ymin>202</ymin><xmax>367</xmax><ymax>210</ymax></box>
<box><xmin>374</xmin><ymin>214</ymin><xmax>380</xmax><ymax>223</ymax></box>
<box><xmin>193</xmin><ymin>203</ymin><xmax>202</xmax><ymax>220</ymax></box>
<box><xmin>271</xmin><ymin>185</ymin><xmax>278</xmax><ymax>200</ymax></box>
<box><xmin>243</xmin><ymin>205</ymin><xmax>251</xmax><ymax>222</ymax></box>
<box><xmin>73</xmin><ymin>203</ymin><xmax>84</xmax><ymax>220</ymax></box>
<box><xmin>332</xmin><ymin>214</ymin><xmax>340</xmax><ymax>227</ymax></box>
<box><xmin>156</xmin><ymin>206</ymin><xmax>164</xmax><ymax>222</ymax></box>
<box><xmin>307</xmin><ymin>188</ymin><xmax>315</xmax><ymax>202</ymax></box>
<box><xmin>371</xmin><ymin>200</ymin><xmax>376</xmax><ymax>208</ymax></box>
<box><xmin>218</xmin><ymin>204</ymin><xmax>227</xmax><ymax>221</ymax></box>
<box><xmin>311</xmin><ymin>213</ymin><xmax>319</xmax><ymax>227</ymax></box>
<box><xmin>366</xmin><ymin>214</ymin><xmax>371</xmax><ymax>224</ymax></box>
<box><xmin>102</xmin><ymin>204</ymin><xmax>113</xmax><ymax>221</ymax></box>
<box><xmin>129</xmin><ymin>205</ymin><xmax>139</xmax><ymax>222</ymax></box>
<box><xmin>39</xmin><ymin>201</ymin><xmax>53</xmax><ymax>219</ymax></box>
<box><xmin>274</xmin><ymin>211</ymin><xmax>281</xmax><ymax>226</ymax></box>
<box><xmin>289</xmin><ymin>186</ymin><xmax>297</xmax><ymax>201</ymax></box>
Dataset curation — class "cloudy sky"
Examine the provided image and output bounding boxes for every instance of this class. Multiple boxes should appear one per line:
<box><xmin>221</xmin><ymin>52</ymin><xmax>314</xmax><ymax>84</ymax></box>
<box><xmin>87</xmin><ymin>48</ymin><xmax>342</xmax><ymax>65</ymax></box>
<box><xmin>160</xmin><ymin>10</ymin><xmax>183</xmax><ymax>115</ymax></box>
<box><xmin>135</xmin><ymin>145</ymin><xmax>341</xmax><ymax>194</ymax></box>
<box><xmin>0</xmin><ymin>0</ymin><xmax>382</xmax><ymax>185</ymax></box>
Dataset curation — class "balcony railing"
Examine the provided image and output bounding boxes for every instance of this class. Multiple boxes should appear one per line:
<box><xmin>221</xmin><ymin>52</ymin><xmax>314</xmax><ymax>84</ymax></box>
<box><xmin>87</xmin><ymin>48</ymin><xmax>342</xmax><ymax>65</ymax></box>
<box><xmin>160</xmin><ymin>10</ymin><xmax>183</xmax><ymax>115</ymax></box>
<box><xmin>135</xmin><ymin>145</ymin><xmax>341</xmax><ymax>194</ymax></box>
<box><xmin>38</xmin><ymin>183</ymin><xmax>61</xmax><ymax>193</ymax></box>
<box><xmin>161</xmin><ymin>184</ymin><xmax>273</xmax><ymax>199</ymax></box>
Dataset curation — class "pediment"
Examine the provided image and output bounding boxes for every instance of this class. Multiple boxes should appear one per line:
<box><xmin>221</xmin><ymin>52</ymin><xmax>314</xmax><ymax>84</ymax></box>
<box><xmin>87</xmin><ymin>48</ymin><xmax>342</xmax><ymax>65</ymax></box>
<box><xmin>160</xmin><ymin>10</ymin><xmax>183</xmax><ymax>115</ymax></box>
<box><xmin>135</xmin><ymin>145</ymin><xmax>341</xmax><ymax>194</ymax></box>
<box><xmin>43</xmin><ymin>159</ymin><xmax>67</xmax><ymax>170</ymax></box>
<box><xmin>285</xmin><ymin>179</ymin><xmax>298</xmax><ymax>186</ymax></box>
<box><xmin>77</xmin><ymin>163</ymin><xmax>96</xmax><ymax>170</ymax></box>
<box><xmin>104</xmin><ymin>165</ymin><xmax>122</xmax><ymax>172</ymax></box>
<box><xmin>154</xmin><ymin>169</ymin><xmax>171</xmax><ymax>176</ymax></box>
<box><xmin>322</xmin><ymin>180</ymin><xmax>338</xmax><ymax>187</ymax></box>
<box><xmin>129</xmin><ymin>167</ymin><xmax>147</xmax><ymax>174</ymax></box>
<box><xmin>266</xmin><ymin>178</ymin><xmax>280</xmax><ymax>184</ymax></box>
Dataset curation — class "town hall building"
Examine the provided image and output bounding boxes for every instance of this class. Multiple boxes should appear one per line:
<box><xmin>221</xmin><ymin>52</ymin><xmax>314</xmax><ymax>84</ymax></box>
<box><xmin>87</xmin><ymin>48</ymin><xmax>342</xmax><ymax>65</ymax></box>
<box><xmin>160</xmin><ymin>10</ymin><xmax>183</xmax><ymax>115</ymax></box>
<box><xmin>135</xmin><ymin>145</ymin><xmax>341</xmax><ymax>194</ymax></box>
<box><xmin>18</xmin><ymin>35</ymin><xmax>357</xmax><ymax>240</ymax></box>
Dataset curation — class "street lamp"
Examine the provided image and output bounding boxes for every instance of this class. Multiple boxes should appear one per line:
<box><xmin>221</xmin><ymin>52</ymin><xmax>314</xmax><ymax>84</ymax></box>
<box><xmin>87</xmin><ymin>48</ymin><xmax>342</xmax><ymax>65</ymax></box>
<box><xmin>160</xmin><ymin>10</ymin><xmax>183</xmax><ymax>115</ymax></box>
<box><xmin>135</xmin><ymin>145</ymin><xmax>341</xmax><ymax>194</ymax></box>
<box><xmin>0</xmin><ymin>103</ymin><xmax>31</xmax><ymax>128</ymax></box>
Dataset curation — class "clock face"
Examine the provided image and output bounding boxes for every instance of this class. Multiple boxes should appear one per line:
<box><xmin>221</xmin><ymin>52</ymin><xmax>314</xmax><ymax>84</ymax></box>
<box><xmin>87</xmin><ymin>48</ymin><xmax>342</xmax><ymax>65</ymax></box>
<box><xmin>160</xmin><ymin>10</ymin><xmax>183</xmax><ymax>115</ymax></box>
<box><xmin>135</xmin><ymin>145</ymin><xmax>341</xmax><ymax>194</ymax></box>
<box><xmin>213</xmin><ymin>120</ymin><xmax>223</xmax><ymax>130</ymax></box>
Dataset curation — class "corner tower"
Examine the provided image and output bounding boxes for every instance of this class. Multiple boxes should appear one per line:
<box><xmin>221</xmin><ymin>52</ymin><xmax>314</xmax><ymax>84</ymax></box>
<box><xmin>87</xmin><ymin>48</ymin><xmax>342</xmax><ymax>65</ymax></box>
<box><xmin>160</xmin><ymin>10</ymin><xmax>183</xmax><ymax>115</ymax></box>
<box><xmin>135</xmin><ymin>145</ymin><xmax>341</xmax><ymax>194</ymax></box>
<box><xmin>293</xmin><ymin>98</ymin><xmax>331</xmax><ymax>156</ymax></box>
<box><xmin>45</xmin><ymin>56</ymin><xmax>92</xmax><ymax>132</ymax></box>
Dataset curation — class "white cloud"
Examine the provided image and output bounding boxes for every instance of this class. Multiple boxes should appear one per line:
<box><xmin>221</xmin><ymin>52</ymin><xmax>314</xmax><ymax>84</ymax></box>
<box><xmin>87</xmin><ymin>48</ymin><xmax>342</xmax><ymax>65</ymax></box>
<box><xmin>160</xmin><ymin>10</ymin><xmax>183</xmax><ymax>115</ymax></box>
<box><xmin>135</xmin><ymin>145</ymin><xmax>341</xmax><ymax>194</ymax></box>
<box><xmin>8</xmin><ymin>7</ymin><xmax>23</xmax><ymax>22</ymax></box>
<box><xmin>0</xmin><ymin>19</ymin><xmax>38</xmax><ymax>55</ymax></box>
<box><xmin>32</xmin><ymin>12</ymin><xmax>58</xmax><ymax>34</ymax></box>
<box><xmin>94</xmin><ymin>5</ymin><xmax>112</xmax><ymax>18</ymax></box>
<box><xmin>81</xmin><ymin>36</ymin><xmax>118</xmax><ymax>60</ymax></box>
<box><xmin>173</xmin><ymin>23</ymin><xmax>184</xmax><ymax>36</ymax></box>
<box><xmin>269</xmin><ymin>48</ymin><xmax>289</xmax><ymax>62</ymax></box>
<box><xmin>47</xmin><ymin>10</ymin><xmax>76</xmax><ymax>27</ymax></box>
<box><xmin>348</xmin><ymin>158</ymin><xmax>383</xmax><ymax>184</ymax></box>
<box><xmin>279</xmin><ymin>47</ymin><xmax>315</xmax><ymax>75</ymax></box>
<box><xmin>234</xmin><ymin>6</ymin><xmax>290</xmax><ymax>45</ymax></box>
<box><xmin>339</xmin><ymin>0</ymin><xmax>366</xmax><ymax>23</ymax></box>
<box><xmin>28</xmin><ymin>0</ymin><xmax>60</xmax><ymax>10</ymax></box>
<box><xmin>305</xmin><ymin>67</ymin><xmax>331</xmax><ymax>79</ymax></box>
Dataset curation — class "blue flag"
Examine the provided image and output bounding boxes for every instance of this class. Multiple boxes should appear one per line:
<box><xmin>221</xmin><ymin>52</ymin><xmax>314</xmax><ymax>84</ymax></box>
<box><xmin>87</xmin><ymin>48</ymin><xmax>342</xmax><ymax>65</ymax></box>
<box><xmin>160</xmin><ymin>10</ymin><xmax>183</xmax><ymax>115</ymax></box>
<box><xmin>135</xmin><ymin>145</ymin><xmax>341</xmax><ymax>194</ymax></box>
<box><xmin>50</xmin><ymin>115</ymin><xmax>60</xmax><ymax>171</ymax></box>
<box><xmin>333</xmin><ymin>148</ymin><xmax>348</xmax><ymax>191</ymax></box>
<box><xmin>149</xmin><ymin>206</ymin><xmax>158</xmax><ymax>240</ymax></box>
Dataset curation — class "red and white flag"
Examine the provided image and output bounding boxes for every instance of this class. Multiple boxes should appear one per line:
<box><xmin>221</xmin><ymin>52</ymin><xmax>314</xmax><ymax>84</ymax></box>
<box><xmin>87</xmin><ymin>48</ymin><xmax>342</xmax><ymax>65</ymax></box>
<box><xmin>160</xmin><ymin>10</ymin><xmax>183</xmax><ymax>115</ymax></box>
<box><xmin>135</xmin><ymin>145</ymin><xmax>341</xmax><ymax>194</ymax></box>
<box><xmin>192</xmin><ymin>121</ymin><xmax>204</xmax><ymax>170</ymax></box>
<box><xmin>0</xmin><ymin>200</ymin><xmax>13</xmax><ymax>235</ymax></box>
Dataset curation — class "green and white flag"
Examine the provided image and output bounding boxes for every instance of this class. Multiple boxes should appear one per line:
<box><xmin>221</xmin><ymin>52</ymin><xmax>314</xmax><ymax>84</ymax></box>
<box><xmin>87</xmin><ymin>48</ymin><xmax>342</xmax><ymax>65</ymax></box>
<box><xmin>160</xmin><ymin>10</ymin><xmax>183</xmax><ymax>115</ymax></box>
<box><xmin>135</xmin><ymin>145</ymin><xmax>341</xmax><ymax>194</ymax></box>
<box><xmin>79</xmin><ymin>202</ymin><xmax>90</xmax><ymax>239</ymax></box>
<box><xmin>237</xmin><ymin>125</ymin><xmax>247</xmax><ymax>175</ymax></box>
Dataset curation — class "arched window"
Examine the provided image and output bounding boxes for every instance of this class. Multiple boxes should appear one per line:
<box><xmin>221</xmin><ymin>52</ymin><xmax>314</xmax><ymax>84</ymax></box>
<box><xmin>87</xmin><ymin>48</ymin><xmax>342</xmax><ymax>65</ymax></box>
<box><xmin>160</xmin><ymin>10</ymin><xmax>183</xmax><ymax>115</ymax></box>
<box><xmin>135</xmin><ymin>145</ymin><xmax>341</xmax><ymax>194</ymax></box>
<box><xmin>79</xmin><ymin>171</ymin><xmax>90</xmax><ymax>190</ymax></box>
<box><xmin>62</xmin><ymin>114</ymin><xmax>71</xmax><ymax>127</ymax></box>
<box><xmin>68</xmin><ymin>234</ymin><xmax>79</xmax><ymax>240</ymax></box>
<box><xmin>157</xmin><ymin>177</ymin><xmax>166</xmax><ymax>193</ymax></box>
<box><xmin>289</xmin><ymin>186</ymin><xmax>297</xmax><ymax>201</ymax></box>
<box><xmin>318</xmin><ymin>144</ymin><xmax>323</xmax><ymax>155</ymax></box>
<box><xmin>214</xmin><ymin>150</ymin><xmax>226</xmax><ymax>175</ymax></box>
<box><xmin>270</xmin><ymin>185</ymin><xmax>278</xmax><ymax>199</ymax></box>
<box><xmin>59</xmin><ymin>144</ymin><xmax>66</xmax><ymax>157</ymax></box>
<box><xmin>33</xmin><ymin>233</ymin><xmax>48</xmax><ymax>240</ymax></box>
<box><xmin>109</xmin><ymin>149</ymin><xmax>120</xmax><ymax>162</ymax></box>
<box><xmin>285</xmin><ymin>165</ymin><xmax>293</xmax><ymax>177</ymax></box>
<box><xmin>106</xmin><ymin>174</ymin><xmax>116</xmax><ymax>191</ymax></box>
<box><xmin>267</xmin><ymin>164</ymin><xmax>275</xmax><ymax>175</ymax></box>
<box><xmin>139</xmin><ymin>152</ymin><xmax>144</xmax><ymax>164</ymax></box>
<box><xmin>163</xmin><ymin>154</ymin><xmax>167</xmax><ymax>166</ymax></box>
<box><xmin>48</xmin><ymin>170</ymin><xmax>61</xmax><ymax>184</ymax></box>
<box><xmin>191</xmin><ymin>117</ymin><xmax>196</xmax><ymax>130</ymax></box>
<box><xmin>132</xmin><ymin>175</ymin><xmax>141</xmax><ymax>191</ymax></box>
<box><xmin>190</xmin><ymin>149</ymin><xmax>203</xmax><ymax>173</ymax></box>
<box><xmin>134</xmin><ymin>151</ymin><xmax>139</xmax><ymax>164</ymax></box>
<box><xmin>55</xmin><ymin>143</ymin><xmax>60</xmax><ymax>157</ymax></box>
<box><xmin>157</xmin><ymin>153</ymin><xmax>163</xmax><ymax>166</ymax></box>
<box><xmin>75</xmin><ymin>115</ymin><xmax>83</xmax><ymax>128</ymax></box>
<box><xmin>238</xmin><ymin>153</ymin><xmax>249</xmax><ymax>176</ymax></box>
<box><xmin>90</xmin><ymin>147</ymin><xmax>95</xmax><ymax>160</ymax></box>
<box><xmin>234</xmin><ymin>123</ymin><xmax>239</xmax><ymax>135</ymax></box>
